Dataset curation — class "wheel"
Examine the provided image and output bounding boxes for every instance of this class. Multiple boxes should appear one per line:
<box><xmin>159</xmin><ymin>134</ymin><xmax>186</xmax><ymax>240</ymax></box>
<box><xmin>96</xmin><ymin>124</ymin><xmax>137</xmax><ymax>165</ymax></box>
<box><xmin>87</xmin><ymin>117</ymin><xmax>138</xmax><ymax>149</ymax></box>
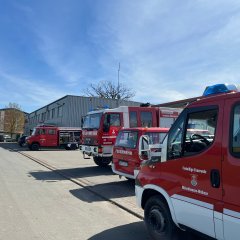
<box><xmin>70</xmin><ymin>144</ymin><xmax>77</xmax><ymax>150</ymax></box>
<box><xmin>31</xmin><ymin>143</ymin><xmax>40</xmax><ymax>151</ymax></box>
<box><xmin>144</xmin><ymin>196</ymin><xmax>176</xmax><ymax>240</ymax></box>
<box><xmin>93</xmin><ymin>156</ymin><xmax>111</xmax><ymax>167</ymax></box>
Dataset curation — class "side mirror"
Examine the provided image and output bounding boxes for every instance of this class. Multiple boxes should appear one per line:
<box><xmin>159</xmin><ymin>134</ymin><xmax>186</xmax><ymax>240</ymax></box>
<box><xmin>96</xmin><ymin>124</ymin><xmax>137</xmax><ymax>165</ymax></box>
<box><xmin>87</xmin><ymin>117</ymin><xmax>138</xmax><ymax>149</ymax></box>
<box><xmin>81</xmin><ymin>116</ymin><xmax>85</xmax><ymax>128</ymax></box>
<box><xmin>139</xmin><ymin>135</ymin><xmax>151</xmax><ymax>161</ymax></box>
<box><xmin>103</xmin><ymin>114</ymin><xmax>110</xmax><ymax>132</ymax></box>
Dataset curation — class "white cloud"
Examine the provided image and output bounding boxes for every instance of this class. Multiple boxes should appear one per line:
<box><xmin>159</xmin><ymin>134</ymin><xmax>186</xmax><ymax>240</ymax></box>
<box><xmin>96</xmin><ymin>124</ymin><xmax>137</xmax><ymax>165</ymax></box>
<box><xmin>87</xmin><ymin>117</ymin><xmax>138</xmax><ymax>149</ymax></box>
<box><xmin>0</xmin><ymin>70</ymin><xmax>66</xmax><ymax>112</ymax></box>
<box><xmin>90</xmin><ymin>0</ymin><xmax>240</xmax><ymax>103</ymax></box>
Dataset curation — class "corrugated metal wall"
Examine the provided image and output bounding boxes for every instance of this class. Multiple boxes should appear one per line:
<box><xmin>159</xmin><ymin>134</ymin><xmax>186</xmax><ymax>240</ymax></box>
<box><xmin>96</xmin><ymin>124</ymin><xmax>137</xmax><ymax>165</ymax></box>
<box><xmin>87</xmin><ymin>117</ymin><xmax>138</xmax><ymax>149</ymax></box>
<box><xmin>25</xmin><ymin>95</ymin><xmax>141</xmax><ymax>134</ymax></box>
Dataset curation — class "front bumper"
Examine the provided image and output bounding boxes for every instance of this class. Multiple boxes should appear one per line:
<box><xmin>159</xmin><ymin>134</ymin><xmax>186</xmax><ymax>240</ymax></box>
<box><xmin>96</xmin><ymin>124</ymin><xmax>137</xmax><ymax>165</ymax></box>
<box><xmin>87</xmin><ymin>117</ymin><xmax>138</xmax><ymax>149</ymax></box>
<box><xmin>80</xmin><ymin>145</ymin><xmax>113</xmax><ymax>157</ymax></box>
<box><xmin>111</xmin><ymin>162</ymin><xmax>135</xmax><ymax>179</ymax></box>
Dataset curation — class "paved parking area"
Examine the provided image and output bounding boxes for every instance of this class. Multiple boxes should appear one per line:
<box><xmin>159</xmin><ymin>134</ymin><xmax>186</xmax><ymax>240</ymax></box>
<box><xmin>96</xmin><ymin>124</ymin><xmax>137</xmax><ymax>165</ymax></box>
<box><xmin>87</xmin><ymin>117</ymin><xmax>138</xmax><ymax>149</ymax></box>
<box><xmin>1</xmin><ymin>143</ymin><xmax>208</xmax><ymax>239</ymax></box>
<box><xmin>21</xmin><ymin>147</ymin><xmax>143</xmax><ymax>218</ymax></box>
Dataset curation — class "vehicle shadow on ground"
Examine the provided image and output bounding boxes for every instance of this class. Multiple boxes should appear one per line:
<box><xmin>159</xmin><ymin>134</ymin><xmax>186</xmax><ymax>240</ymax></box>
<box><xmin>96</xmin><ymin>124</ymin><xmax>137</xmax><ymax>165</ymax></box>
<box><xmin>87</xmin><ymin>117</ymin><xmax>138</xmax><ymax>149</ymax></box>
<box><xmin>0</xmin><ymin>142</ymin><xmax>77</xmax><ymax>152</ymax></box>
<box><xmin>88</xmin><ymin>221</ymin><xmax>204</xmax><ymax>240</ymax></box>
<box><xmin>0</xmin><ymin>142</ymin><xmax>21</xmax><ymax>152</ymax></box>
<box><xmin>88</xmin><ymin>222</ymin><xmax>151</xmax><ymax>240</ymax></box>
<box><xmin>29</xmin><ymin>165</ymin><xmax>114</xmax><ymax>181</ymax></box>
<box><xmin>70</xmin><ymin>180</ymin><xmax>135</xmax><ymax>202</ymax></box>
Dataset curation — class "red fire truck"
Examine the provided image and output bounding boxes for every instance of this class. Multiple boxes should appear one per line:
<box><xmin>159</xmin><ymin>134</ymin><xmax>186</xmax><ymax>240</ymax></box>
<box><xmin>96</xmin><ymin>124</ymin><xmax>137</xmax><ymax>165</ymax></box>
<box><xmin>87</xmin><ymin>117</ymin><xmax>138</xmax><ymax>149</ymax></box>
<box><xmin>112</xmin><ymin>127</ymin><xmax>169</xmax><ymax>179</ymax></box>
<box><xmin>27</xmin><ymin>125</ymin><xmax>82</xmax><ymax>151</ymax></box>
<box><xmin>80</xmin><ymin>106</ymin><xmax>181</xmax><ymax>167</ymax></box>
<box><xmin>135</xmin><ymin>84</ymin><xmax>240</xmax><ymax>239</ymax></box>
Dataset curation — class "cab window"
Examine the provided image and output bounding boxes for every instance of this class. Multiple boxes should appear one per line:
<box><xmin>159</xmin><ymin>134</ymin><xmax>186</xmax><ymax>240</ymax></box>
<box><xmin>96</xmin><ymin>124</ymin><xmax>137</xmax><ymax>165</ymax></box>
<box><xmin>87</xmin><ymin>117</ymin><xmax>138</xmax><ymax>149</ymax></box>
<box><xmin>140</xmin><ymin>112</ymin><xmax>153</xmax><ymax>127</ymax></box>
<box><xmin>39</xmin><ymin>129</ymin><xmax>46</xmax><ymax>135</ymax></box>
<box><xmin>146</xmin><ymin>132</ymin><xmax>167</xmax><ymax>144</ymax></box>
<box><xmin>130</xmin><ymin>111</ymin><xmax>137</xmax><ymax>127</ymax></box>
<box><xmin>231</xmin><ymin>104</ymin><xmax>240</xmax><ymax>156</ymax></box>
<box><xmin>104</xmin><ymin>113</ymin><xmax>121</xmax><ymax>127</ymax></box>
<box><xmin>167</xmin><ymin>114</ymin><xmax>185</xmax><ymax>159</ymax></box>
<box><xmin>110</xmin><ymin>113</ymin><xmax>121</xmax><ymax>126</ymax></box>
<box><xmin>167</xmin><ymin>108</ymin><xmax>217</xmax><ymax>159</ymax></box>
<box><xmin>48</xmin><ymin>129</ymin><xmax>56</xmax><ymax>135</ymax></box>
<box><xmin>183</xmin><ymin>109</ymin><xmax>217</xmax><ymax>156</ymax></box>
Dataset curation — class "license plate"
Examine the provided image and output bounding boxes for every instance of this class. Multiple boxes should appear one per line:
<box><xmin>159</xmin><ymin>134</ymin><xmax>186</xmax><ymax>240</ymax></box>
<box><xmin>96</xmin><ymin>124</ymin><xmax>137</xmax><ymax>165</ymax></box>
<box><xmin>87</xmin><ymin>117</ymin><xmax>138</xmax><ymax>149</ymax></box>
<box><xmin>119</xmin><ymin>160</ymin><xmax>128</xmax><ymax>167</ymax></box>
<box><xmin>85</xmin><ymin>146</ymin><xmax>91</xmax><ymax>152</ymax></box>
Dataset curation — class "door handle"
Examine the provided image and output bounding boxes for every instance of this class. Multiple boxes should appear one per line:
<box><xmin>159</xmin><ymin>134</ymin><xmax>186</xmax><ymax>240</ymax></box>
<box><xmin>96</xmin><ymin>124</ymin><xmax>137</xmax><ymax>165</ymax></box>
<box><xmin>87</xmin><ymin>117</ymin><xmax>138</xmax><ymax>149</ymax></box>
<box><xmin>210</xmin><ymin>169</ymin><xmax>220</xmax><ymax>188</ymax></box>
<box><xmin>149</xmin><ymin>164</ymin><xmax>156</xmax><ymax>169</ymax></box>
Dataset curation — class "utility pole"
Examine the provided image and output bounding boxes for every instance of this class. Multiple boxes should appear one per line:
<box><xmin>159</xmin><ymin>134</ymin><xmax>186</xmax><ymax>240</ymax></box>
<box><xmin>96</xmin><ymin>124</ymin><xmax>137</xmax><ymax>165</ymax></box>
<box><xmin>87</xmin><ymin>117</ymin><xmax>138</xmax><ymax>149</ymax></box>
<box><xmin>117</xmin><ymin>62</ymin><xmax>120</xmax><ymax>106</ymax></box>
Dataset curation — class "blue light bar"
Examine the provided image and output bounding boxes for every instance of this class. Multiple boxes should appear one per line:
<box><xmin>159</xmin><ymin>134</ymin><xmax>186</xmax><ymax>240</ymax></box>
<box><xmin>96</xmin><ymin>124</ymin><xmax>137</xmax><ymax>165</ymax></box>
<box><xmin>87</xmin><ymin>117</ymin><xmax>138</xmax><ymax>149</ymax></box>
<box><xmin>203</xmin><ymin>84</ymin><xmax>238</xmax><ymax>96</ymax></box>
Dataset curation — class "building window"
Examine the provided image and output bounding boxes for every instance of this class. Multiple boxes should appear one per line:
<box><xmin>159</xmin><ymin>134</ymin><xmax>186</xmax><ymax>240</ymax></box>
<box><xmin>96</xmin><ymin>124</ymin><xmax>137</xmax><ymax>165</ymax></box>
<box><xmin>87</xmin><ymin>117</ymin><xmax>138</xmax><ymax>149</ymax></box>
<box><xmin>58</xmin><ymin>106</ymin><xmax>63</xmax><ymax>117</ymax></box>
<box><xmin>47</xmin><ymin>111</ymin><xmax>50</xmax><ymax>120</ymax></box>
<box><xmin>52</xmin><ymin>109</ymin><xmax>55</xmax><ymax>119</ymax></box>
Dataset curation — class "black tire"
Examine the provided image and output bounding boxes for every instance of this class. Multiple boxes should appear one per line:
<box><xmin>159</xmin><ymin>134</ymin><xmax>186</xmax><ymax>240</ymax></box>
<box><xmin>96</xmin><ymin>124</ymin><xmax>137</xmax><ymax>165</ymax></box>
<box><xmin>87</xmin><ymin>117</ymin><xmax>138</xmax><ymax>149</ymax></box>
<box><xmin>93</xmin><ymin>156</ymin><xmax>111</xmax><ymax>167</ymax></box>
<box><xmin>31</xmin><ymin>143</ymin><xmax>40</xmax><ymax>151</ymax></box>
<box><xmin>144</xmin><ymin>196</ymin><xmax>176</xmax><ymax>240</ymax></box>
<box><xmin>70</xmin><ymin>144</ymin><xmax>77</xmax><ymax>150</ymax></box>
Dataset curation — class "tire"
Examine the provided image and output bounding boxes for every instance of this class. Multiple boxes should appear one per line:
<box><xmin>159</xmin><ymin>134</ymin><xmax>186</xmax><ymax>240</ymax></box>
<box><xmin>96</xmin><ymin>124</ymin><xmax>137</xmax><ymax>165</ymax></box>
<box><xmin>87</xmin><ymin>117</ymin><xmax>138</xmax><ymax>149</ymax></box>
<box><xmin>70</xmin><ymin>144</ymin><xmax>77</xmax><ymax>150</ymax></box>
<box><xmin>144</xmin><ymin>196</ymin><xmax>176</xmax><ymax>240</ymax></box>
<box><xmin>93</xmin><ymin>156</ymin><xmax>111</xmax><ymax>167</ymax></box>
<box><xmin>31</xmin><ymin>143</ymin><xmax>40</xmax><ymax>151</ymax></box>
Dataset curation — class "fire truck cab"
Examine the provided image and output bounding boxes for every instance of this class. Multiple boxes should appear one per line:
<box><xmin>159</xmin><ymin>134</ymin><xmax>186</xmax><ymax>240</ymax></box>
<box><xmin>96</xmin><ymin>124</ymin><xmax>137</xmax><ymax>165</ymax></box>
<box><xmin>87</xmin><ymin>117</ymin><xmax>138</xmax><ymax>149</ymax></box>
<box><xmin>80</xmin><ymin>106</ymin><xmax>181</xmax><ymax>167</ymax></box>
<box><xmin>112</xmin><ymin>127</ymin><xmax>169</xmax><ymax>180</ymax></box>
<box><xmin>136</xmin><ymin>84</ymin><xmax>240</xmax><ymax>239</ymax></box>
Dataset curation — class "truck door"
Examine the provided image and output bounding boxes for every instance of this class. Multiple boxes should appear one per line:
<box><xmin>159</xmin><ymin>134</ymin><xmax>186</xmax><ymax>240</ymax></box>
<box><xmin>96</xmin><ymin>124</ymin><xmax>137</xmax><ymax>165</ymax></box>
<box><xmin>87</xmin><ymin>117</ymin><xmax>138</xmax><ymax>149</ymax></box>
<box><xmin>150</xmin><ymin>102</ymin><xmax>223</xmax><ymax>238</ymax></box>
<box><xmin>222</xmin><ymin>98</ymin><xmax>240</xmax><ymax>239</ymax></box>
<box><xmin>38</xmin><ymin>128</ymin><xmax>47</xmax><ymax>146</ymax></box>
<box><xmin>46</xmin><ymin>128</ymin><xmax>58</xmax><ymax>147</ymax></box>
<box><xmin>103</xmin><ymin>113</ymin><xmax>122</xmax><ymax>143</ymax></box>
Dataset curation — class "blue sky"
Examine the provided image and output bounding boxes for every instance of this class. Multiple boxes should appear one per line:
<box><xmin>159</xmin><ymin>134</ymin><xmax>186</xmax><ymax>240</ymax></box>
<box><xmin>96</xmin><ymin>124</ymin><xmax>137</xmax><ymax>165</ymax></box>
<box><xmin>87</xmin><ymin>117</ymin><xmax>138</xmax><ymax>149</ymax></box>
<box><xmin>1</xmin><ymin>0</ymin><xmax>240</xmax><ymax>113</ymax></box>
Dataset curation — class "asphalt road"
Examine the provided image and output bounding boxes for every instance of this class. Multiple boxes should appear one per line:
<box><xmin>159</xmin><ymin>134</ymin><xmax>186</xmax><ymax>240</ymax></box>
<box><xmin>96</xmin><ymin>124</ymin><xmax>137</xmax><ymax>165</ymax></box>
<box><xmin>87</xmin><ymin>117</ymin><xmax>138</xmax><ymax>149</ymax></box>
<box><xmin>0</xmin><ymin>144</ymin><xmax>151</xmax><ymax>240</ymax></box>
<box><xmin>0</xmin><ymin>143</ymin><xmax>209</xmax><ymax>240</ymax></box>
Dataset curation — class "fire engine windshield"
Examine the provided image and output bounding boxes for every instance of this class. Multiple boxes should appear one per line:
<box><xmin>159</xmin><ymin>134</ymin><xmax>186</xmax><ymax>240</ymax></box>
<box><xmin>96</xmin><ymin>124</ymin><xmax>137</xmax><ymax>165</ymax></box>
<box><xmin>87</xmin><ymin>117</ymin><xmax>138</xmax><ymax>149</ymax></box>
<box><xmin>31</xmin><ymin>128</ymin><xmax>37</xmax><ymax>136</ymax></box>
<box><xmin>83</xmin><ymin>113</ymin><xmax>102</xmax><ymax>130</ymax></box>
<box><xmin>146</xmin><ymin>132</ymin><xmax>167</xmax><ymax>144</ymax></box>
<box><xmin>115</xmin><ymin>130</ymin><xmax>138</xmax><ymax>149</ymax></box>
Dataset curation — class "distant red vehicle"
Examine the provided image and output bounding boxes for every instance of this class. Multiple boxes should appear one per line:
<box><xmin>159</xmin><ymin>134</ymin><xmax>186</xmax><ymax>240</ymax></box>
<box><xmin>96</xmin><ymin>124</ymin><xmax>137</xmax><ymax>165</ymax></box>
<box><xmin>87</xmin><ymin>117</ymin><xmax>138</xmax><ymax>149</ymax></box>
<box><xmin>112</xmin><ymin>127</ymin><xmax>169</xmax><ymax>179</ymax></box>
<box><xmin>26</xmin><ymin>125</ymin><xmax>82</xmax><ymax>151</ymax></box>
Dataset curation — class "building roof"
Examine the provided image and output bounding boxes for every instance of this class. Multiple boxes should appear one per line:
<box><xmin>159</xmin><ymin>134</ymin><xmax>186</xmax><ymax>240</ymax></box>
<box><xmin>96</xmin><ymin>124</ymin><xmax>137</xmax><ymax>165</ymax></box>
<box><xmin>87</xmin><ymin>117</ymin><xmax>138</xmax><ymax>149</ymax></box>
<box><xmin>28</xmin><ymin>95</ymin><xmax>142</xmax><ymax>114</ymax></box>
<box><xmin>153</xmin><ymin>96</ymin><xmax>201</xmax><ymax>108</ymax></box>
<box><xmin>0</xmin><ymin>108</ymin><xmax>28</xmax><ymax>115</ymax></box>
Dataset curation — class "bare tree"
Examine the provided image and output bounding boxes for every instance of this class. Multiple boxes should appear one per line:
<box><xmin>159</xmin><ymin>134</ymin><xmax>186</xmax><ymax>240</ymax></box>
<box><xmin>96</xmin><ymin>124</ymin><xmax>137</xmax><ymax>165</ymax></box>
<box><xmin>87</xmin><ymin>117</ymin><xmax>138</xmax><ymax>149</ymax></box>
<box><xmin>84</xmin><ymin>80</ymin><xmax>135</xmax><ymax>100</ymax></box>
<box><xmin>4</xmin><ymin>103</ymin><xmax>25</xmax><ymax>137</ymax></box>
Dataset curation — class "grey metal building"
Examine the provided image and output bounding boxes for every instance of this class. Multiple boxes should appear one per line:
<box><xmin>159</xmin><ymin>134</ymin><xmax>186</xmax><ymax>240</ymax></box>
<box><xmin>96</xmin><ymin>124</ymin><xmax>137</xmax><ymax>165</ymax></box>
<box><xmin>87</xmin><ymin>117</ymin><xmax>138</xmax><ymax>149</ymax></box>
<box><xmin>25</xmin><ymin>95</ymin><xmax>142</xmax><ymax>135</ymax></box>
